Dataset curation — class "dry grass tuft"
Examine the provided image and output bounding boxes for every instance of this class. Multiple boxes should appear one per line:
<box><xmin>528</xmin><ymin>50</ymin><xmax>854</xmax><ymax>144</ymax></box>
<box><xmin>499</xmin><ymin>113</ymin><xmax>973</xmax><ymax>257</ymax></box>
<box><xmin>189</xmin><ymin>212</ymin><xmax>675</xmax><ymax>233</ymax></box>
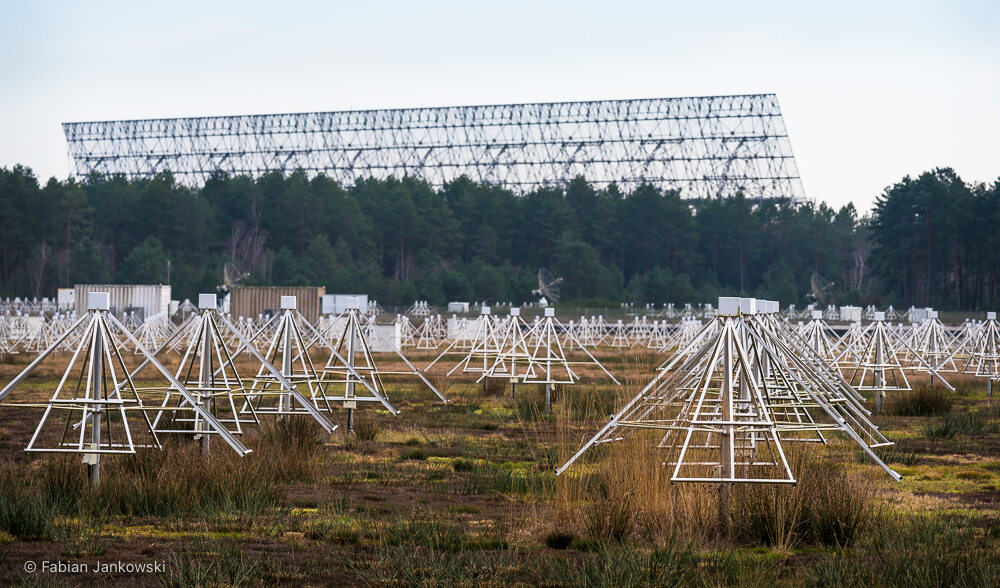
<box><xmin>253</xmin><ymin>416</ymin><xmax>327</xmax><ymax>482</ymax></box>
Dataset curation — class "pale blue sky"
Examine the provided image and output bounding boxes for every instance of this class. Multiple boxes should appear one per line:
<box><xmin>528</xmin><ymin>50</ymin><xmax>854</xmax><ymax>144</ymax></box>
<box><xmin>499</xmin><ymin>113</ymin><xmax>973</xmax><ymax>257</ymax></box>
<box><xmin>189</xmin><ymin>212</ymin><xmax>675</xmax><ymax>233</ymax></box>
<box><xmin>1</xmin><ymin>1</ymin><xmax>996</xmax><ymax>210</ymax></box>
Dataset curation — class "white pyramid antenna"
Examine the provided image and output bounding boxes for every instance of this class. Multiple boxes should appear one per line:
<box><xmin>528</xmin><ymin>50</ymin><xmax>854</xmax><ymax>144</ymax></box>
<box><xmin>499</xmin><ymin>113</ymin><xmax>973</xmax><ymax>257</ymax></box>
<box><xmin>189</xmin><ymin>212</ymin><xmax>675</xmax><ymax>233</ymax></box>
<box><xmin>0</xmin><ymin>292</ymin><xmax>252</xmax><ymax>486</ymax></box>
<box><xmin>425</xmin><ymin>306</ymin><xmax>504</xmax><ymax>386</ymax></box>
<box><xmin>844</xmin><ymin>311</ymin><xmax>954</xmax><ymax>414</ymax></box>
<box><xmin>148</xmin><ymin>294</ymin><xmax>258</xmax><ymax>454</ymax></box>
<box><xmin>239</xmin><ymin>296</ymin><xmax>391</xmax><ymax>425</ymax></box>
<box><xmin>961</xmin><ymin>312</ymin><xmax>1000</xmax><ymax>396</ymax></box>
<box><xmin>527</xmin><ymin>307</ymin><xmax>620</xmax><ymax>413</ymax></box>
<box><xmin>311</xmin><ymin>297</ymin><xmax>402</xmax><ymax>432</ymax></box>
<box><xmin>557</xmin><ymin>297</ymin><xmax>900</xmax><ymax>487</ymax></box>
<box><xmin>906</xmin><ymin>311</ymin><xmax>959</xmax><ymax>376</ymax></box>
<box><xmin>479</xmin><ymin>307</ymin><xmax>535</xmax><ymax>398</ymax></box>
<box><xmin>113</xmin><ymin>297</ymin><xmax>341</xmax><ymax>434</ymax></box>
<box><xmin>802</xmin><ymin>310</ymin><xmax>839</xmax><ymax>362</ymax></box>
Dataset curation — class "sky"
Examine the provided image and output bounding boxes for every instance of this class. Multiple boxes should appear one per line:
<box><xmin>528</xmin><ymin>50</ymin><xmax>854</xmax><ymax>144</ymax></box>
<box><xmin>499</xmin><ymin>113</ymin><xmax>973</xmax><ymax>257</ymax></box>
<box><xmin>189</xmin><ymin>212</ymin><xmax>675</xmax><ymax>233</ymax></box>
<box><xmin>1</xmin><ymin>0</ymin><xmax>997</xmax><ymax>212</ymax></box>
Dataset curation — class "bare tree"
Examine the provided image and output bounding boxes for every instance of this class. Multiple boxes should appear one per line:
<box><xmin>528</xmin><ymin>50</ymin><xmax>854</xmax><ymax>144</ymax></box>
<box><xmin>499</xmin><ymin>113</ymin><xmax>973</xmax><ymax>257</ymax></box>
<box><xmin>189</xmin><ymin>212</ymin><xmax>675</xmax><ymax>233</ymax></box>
<box><xmin>227</xmin><ymin>221</ymin><xmax>267</xmax><ymax>276</ymax></box>
<box><xmin>30</xmin><ymin>242</ymin><xmax>49</xmax><ymax>298</ymax></box>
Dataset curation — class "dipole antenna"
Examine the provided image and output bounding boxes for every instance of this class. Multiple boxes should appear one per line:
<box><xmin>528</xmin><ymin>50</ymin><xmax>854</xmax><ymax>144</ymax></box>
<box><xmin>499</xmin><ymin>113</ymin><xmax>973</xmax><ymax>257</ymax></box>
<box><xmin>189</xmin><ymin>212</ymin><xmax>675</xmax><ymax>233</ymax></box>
<box><xmin>148</xmin><ymin>294</ymin><xmax>256</xmax><ymax>455</ymax></box>
<box><xmin>525</xmin><ymin>308</ymin><xmax>620</xmax><ymax>414</ymax></box>
<box><xmin>557</xmin><ymin>298</ymin><xmax>900</xmax><ymax>487</ymax></box>
<box><xmin>0</xmin><ymin>292</ymin><xmax>251</xmax><ymax>487</ymax></box>
<box><xmin>238</xmin><ymin>296</ymin><xmax>390</xmax><ymax>426</ymax></box>
<box><xmin>961</xmin><ymin>312</ymin><xmax>1000</xmax><ymax>397</ymax></box>
<box><xmin>480</xmin><ymin>307</ymin><xmax>534</xmax><ymax>398</ymax></box>
<box><xmin>845</xmin><ymin>312</ymin><xmax>954</xmax><ymax>414</ymax></box>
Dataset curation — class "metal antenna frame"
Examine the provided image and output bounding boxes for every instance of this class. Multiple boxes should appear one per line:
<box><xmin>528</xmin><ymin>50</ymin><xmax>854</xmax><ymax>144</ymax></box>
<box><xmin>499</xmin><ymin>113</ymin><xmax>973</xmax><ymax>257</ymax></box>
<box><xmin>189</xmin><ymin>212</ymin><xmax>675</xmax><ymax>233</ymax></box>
<box><xmin>844</xmin><ymin>312</ymin><xmax>954</xmax><ymax>414</ymax></box>
<box><xmin>310</xmin><ymin>305</ymin><xmax>447</xmax><ymax>406</ymax></box>
<box><xmin>238</xmin><ymin>297</ymin><xmax>390</xmax><ymax>425</ymax></box>
<box><xmin>146</xmin><ymin>294</ymin><xmax>257</xmax><ymax>454</ymax></box>
<box><xmin>801</xmin><ymin>310</ymin><xmax>840</xmax><ymax>362</ymax></box>
<box><xmin>524</xmin><ymin>308</ymin><xmax>620</xmax><ymax>414</ymax></box>
<box><xmin>960</xmin><ymin>312</ymin><xmax>1000</xmax><ymax>396</ymax></box>
<box><xmin>479</xmin><ymin>308</ymin><xmax>535</xmax><ymax>398</ymax></box>
<box><xmin>0</xmin><ymin>293</ymin><xmax>251</xmax><ymax>486</ymax></box>
<box><xmin>63</xmin><ymin>95</ymin><xmax>807</xmax><ymax>202</ymax></box>
<box><xmin>425</xmin><ymin>307</ymin><xmax>504</xmax><ymax>379</ymax></box>
<box><xmin>907</xmin><ymin>313</ymin><xmax>960</xmax><ymax>374</ymax></box>
<box><xmin>114</xmin><ymin>305</ymin><xmax>339</xmax><ymax>434</ymax></box>
<box><xmin>557</xmin><ymin>298</ymin><xmax>900</xmax><ymax>485</ymax></box>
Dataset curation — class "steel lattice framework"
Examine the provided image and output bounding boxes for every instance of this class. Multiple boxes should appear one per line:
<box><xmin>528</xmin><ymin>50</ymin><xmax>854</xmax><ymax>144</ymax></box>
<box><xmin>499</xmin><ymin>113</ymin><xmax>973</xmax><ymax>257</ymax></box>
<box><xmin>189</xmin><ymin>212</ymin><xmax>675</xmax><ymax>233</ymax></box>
<box><xmin>63</xmin><ymin>94</ymin><xmax>806</xmax><ymax>200</ymax></box>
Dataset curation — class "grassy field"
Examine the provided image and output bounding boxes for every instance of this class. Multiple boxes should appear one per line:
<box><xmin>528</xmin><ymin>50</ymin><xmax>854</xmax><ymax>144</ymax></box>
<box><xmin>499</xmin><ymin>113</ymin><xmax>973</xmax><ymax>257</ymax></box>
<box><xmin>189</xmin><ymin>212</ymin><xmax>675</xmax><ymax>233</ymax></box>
<box><xmin>0</xmin><ymin>349</ymin><xmax>998</xmax><ymax>586</ymax></box>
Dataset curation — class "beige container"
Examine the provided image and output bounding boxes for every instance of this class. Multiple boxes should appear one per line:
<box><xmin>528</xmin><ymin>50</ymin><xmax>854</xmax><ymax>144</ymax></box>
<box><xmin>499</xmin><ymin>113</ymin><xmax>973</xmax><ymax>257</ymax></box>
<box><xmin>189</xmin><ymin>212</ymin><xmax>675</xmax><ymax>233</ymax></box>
<box><xmin>229</xmin><ymin>286</ymin><xmax>326</xmax><ymax>323</ymax></box>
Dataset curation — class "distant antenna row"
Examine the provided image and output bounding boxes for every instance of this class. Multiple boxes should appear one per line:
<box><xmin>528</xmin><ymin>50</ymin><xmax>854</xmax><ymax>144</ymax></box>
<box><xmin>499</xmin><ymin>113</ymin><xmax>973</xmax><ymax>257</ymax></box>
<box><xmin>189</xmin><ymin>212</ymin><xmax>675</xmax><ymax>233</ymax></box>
<box><xmin>2</xmin><ymin>294</ymin><xmax>996</xmax><ymax>489</ymax></box>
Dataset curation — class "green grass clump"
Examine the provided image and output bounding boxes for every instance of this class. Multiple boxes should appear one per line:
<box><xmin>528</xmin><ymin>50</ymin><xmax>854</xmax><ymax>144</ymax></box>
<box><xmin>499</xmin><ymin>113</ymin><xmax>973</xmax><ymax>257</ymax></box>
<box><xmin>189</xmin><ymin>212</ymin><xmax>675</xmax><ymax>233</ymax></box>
<box><xmin>733</xmin><ymin>454</ymin><xmax>880</xmax><ymax>549</ymax></box>
<box><xmin>353</xmin><ymin>419</ymin><xmax>381</xmax><ymax>442</ymax></box>
<box><xmin>539</xmin><ymin>544</ymin><xmax>698</xmax><ymax>586</ymax></box>
<box><xmin>924</xmin><ymin>410</ymin><xmax>994</xmax><ymax>439</ymax></box>
<box><xmin>94</xmin><ymin>446</ymin><xmax>281</xmax><ymax>518</ymax></box>
<box><xmin>806</xmin><ymin>515</ymin><xmax>1000</xmax><ymax>587</ymax></box>
<box><xmin>349</xmin><ymin>545</ymin><xmax>514</xmax><ymax>586</ymax></box>
<box><xmin>544</xmin><ymin>530</ymin><xmax>575</xmax><ymax>550</ymax></box>
<box><xmin>378</xmin><ymin>518</ymin><xmax>508</xmax><ymax>552</ymax></box>
<box><xmin>306</xmin><ymin>519</ymin><xmax>362</xmax><ymax>545</ymax></box>
<box><xmin>0</xmin><ymin>474</ymin><xmax>54</xmax><ymax>539</ymax></box>
<box><xmin>585</xmin><ymin>491</ymin><xmax>635</xmax><ymax>543</ymax></box>
<box><xmin>875</xmin><ymin>447</ymin><xmax>921</xmax><ymax>466</ymax></box>
<box><xmin>452</xmin><ymin>458</ymin><xmax>477</xmax><ymax>472</ymax></box>
<box><xmin>399</xmin><ymin>448</ymin><xmax>428</xmax><ymax>461</ymax></box>
<box><xmin>886</xmin><ymin>386</ymin><xmax>954</xmax><ymax>417</ymax></box>
<box><xmin>460</xmin><ymin>462</ymin><xmax>553</xmax><ymax>496</ymax></box>
<box><xmin>163</xmin><ymin>538</ymin><xmax>264</xmax><ymax>587</ymax></box>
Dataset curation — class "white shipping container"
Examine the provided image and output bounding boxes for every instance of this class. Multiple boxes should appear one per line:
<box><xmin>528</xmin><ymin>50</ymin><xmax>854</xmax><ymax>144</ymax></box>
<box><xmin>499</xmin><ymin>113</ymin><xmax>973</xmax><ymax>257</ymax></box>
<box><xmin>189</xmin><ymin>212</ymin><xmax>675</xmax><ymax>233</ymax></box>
<box><xmin>366</xmin><ymin>323</ymin><xmax>401</xmax><ymax>352</ymax></box>
<box><xmin>447</xmin><ymin>301</ymin><xmax>470</xmax><ymax>313</ymax></box>
<box><xmin>322</xmin><ymin>294</ymin><xmax>369</xmax><ymax>316</ymax></box>
<box><xmin>74</xmin><ymin>284</ymin><xmax>171</xmax><ymax>319</ymax></box>
<box><xmin>839</xmin><ymin>306</ymin><xmax>862</xmax><ymax>322</ymax></box>
<box><xmin>57</xmin><ymin>288</ymin><xmax>75</xmax><ymax>310</ymax></box>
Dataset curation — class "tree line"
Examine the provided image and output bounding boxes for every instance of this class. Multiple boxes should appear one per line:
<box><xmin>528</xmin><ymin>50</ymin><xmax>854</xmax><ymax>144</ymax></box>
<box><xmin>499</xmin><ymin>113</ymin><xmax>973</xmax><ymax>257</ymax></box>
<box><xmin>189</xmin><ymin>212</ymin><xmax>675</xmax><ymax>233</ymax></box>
<box><xmin>0</xmin><ymin>165</ymin><xmax>995</xmax><ymax>309</ymax></box>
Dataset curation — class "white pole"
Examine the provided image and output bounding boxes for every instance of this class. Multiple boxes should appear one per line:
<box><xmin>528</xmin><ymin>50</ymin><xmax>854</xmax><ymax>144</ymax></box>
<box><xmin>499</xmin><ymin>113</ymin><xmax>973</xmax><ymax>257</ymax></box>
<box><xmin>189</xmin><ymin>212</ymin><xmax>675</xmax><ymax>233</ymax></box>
<box><xmin>199</xmin><ymin>317</ymin><xmax>213</xmax><ymax>455</ymax></box>
<box><xmin>88</xmin><ymin>318</ymin><xmax>104</xmax><ymax>487</ymax></box>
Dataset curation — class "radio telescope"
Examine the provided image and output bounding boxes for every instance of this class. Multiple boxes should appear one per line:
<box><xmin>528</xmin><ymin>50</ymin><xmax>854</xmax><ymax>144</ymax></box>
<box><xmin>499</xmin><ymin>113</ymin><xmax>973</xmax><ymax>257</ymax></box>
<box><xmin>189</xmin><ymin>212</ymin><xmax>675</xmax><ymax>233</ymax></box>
<box><xmin>808</xmin><ymin>271</ymin><xmax>834</xmax><ymax>304</ymax></box>
<box><xmin>532</xmin><ymin>268</ymin><xmax>563</xmax><ymax>306</ymax></box>
<box><xmin>223</xmin><ymin>261</ymin><xmax>249</xmax><ymax>290</ymax></box>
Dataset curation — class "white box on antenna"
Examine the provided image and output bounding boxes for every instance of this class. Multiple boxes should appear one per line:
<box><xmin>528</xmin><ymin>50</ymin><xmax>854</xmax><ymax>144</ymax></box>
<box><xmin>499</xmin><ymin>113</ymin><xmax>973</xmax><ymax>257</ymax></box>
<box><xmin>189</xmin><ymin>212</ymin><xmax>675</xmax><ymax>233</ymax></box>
<box><xmin>88</xmin><ymin>292</ymin><xmax>110</xmax><ymax>311</ymax></box>
<box><xmin>198</xmin><ymin>293</ymin><xmax>217</xmax><ymax>310</ymax></box>
<box><xmin>718</xmin><ymin>297</ymin><xmax>739</xmax><ymax>316</ymax></box>
<box><xmin>280</xmin><ymin>296</ymin><xmax>297</xmax><ymax>310</ymax></box>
